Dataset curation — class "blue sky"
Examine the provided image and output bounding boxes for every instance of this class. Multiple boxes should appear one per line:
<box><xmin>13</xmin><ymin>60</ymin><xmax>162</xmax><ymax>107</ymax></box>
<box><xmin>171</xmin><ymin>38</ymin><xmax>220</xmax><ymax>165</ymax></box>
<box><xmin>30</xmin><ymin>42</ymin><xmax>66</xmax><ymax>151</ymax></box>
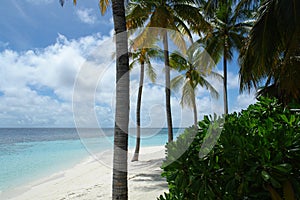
<box><xmin>0</xmin><ymin>0</ymin><xmax>256</xmax><ymax>128</ymax></box>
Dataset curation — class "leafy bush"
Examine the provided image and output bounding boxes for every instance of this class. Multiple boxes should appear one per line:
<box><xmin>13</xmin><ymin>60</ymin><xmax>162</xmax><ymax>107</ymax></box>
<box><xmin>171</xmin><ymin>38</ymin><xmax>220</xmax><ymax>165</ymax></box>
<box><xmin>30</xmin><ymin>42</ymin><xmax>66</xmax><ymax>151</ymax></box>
<box><xmin>158</xmin><ymin>97</ymin><xmax>300</xmax><ymax>199</ymax></box>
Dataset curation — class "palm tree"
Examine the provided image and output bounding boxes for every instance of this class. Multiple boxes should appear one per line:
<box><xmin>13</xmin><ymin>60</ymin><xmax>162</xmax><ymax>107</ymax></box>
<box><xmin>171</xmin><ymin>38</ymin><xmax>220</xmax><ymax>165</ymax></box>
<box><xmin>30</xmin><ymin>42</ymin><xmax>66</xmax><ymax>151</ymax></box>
<box><xmin>129</xmin><ymin>47</ymin><xmax>161</xmax><ymax>161</ymax></box>
<box><xmin>201</xmin><ymin>0</ymin><xmax>253</xmax><ymax>114</ymax></box>
<box><xmin>239</xmin><ymin>0</ymin><xmax>300</xmax><ymax>104</ymax></box>
<box><xmin>60</xmin><ymin>0</ymin><xmax>129</xmax><ymax>199</ymax></box>
<box><xmin>111</xmin><ymin>1</ymin><xmax>129</xmax><ymax>199</ymax></box>
<box><xmin>170</xmin><ymin>43</ymin><xmax>222</xmax><ymax>128</ymax></box>
<box><xmin>126</xmin><ymin>0</ymin><xmax>208</xmax><ymax>142</ymax></box>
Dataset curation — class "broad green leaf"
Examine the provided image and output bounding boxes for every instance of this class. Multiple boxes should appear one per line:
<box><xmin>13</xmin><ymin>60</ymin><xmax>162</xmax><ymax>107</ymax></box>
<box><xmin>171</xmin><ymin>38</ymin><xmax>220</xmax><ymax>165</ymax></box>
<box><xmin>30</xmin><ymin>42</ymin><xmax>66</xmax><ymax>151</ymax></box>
<box><xmin>261</xmin><ymin>170</ymin><xmax>270</xmax><ymax>181</ymax></box>
<box><xmin>281</xmin><ymin>115</ymin><xmax>289</xmax><ymax>123</ymax></box>
<box><xmin>273</xmin><ymin>163</ymin><xmax>292</xmax><ymax>174</ymax></box>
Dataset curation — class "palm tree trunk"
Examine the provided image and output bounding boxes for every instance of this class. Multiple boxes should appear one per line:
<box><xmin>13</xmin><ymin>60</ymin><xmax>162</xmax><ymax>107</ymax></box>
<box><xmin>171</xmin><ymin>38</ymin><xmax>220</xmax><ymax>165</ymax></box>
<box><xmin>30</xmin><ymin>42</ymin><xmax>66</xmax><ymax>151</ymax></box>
<box><xmin>192</xmin><ymin>92</ymin><xmax>198</xmax><ymax>129</ymax></box>
<box><xmin>223</xmin><ymin>49</ymin><xmax>228</xmax><ymax>115</ymax></box>
<box><xmin>112</xmin><ymin>0</ymin><xmax>129</xmax><ymax>199</ymax></box>
<box><xmin>163</xmin><ymin>31</ymin><xmax>173</xmax><ymax>143</ymax></box>
<box><xmin>132</xmin><ymin>61</ymin><xmax>144</xmax><ymax>162</ymax></box>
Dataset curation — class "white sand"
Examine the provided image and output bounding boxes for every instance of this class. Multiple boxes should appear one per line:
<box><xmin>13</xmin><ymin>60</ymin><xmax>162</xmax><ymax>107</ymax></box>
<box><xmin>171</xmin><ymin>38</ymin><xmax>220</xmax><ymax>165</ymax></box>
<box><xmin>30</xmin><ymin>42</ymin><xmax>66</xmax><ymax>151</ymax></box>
<box><xmin>1</xmin><ymin>146</ymin><xmax>168</xmax><ymax>200</ymax></box>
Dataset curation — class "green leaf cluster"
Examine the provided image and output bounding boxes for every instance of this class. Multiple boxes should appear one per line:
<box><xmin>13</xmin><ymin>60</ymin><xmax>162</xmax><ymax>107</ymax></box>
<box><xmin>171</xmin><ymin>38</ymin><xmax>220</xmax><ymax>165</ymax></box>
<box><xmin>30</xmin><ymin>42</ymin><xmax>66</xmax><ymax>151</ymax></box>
<box><xmin>158</xmin><ymin>97</ymin><xmax>300</xmax><ymax>199</ymax></box>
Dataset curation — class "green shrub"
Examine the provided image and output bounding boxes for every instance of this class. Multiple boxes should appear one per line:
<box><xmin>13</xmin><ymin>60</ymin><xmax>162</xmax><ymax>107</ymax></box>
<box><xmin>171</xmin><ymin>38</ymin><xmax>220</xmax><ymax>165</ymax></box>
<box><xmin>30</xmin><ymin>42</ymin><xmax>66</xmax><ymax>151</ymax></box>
<box><xmin>159</xmin><ymin>97</ymin><xmax>300</xmax><ymax>199</ymax></box>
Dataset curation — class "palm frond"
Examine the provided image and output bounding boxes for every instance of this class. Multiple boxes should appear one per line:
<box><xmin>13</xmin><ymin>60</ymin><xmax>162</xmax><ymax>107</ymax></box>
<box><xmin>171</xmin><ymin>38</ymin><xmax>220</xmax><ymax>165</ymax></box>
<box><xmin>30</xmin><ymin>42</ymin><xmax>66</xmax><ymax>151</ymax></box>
<box><xmin>174</xmin><ymin>3</ymin><xmax>211</xmax><ymax>34</ymax></box>
<box><xmin>126</xmin><ymin>2</ymin><xmax>152</xmax><ymax>30</ymax></box>
<box><xmin>99</xmin><ymin>0</ymin><xmax>110</xmax><ymax>15</ymax></box>
<box><xmin>201</xmin><ymin>77</ymin><xmax>219</xmax><ymax>99</ymax></box>
<box><xmin>169</xmin><ymin>52</ymin><xmax>187</xmax><ymax>71</ymax></box>
<box><xmin>238</xmin><ymin>0</ymin><xmax>300</xmax><ymax>94</ymax></box>
<box><xmin>145</xmin><ymin>61</ymin><xmax>157</xmax><ymax>83</ymax></box>
<box><xmin>181</xmin><ymin>80</ymin><xmax>195</xmax><ymax>108</ymax></box>
<box><xmin>147</xmin><ymin>48</ymin><xmax>164</xmax><ymax>61</ymax></box>
<box><xmin>171</xmin><ymin>75</ymin><xmax>184</xmax><ymax>91</ymax></box>
<box><xmin>168</xmin><ymin>29</ymin><xmax>187</xmax><ymax>55</ymax></box>
<box><xmin>208</xmin><ymin>71</ymin><xmax>223</xmax><ymax>82</ymax></box>
<box><xmin>194</xmin><ymin>49</ymin><xmax>216</xmax><ymax>74</ymax></box>
<box><xmin>131</xmin><ymin>27</ymin><xmax>159</xmax><ymax>50</ymax></box>
<box><xmin>203</xmin><ymin>34</ymin><xmax>224</xmax><ymax>64</ymax></box>
<box><xmin>129</xmin><ymin>59</ymin><xmax>138</xmax><ymax>70</ymax></box>
<box><xmin>174</xmin><ymin>17</ymin><xmax>193</xmax><ymax>44</ymax></box>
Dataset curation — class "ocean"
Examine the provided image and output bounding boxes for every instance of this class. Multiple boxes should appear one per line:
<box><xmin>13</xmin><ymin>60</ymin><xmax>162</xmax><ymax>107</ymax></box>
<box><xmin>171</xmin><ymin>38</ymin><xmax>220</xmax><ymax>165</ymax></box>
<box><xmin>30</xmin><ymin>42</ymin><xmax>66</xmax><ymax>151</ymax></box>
<box><xmin>0</xmin><ymin>128</ymin><xmax>184</xmax><ymax>195</ymax></box>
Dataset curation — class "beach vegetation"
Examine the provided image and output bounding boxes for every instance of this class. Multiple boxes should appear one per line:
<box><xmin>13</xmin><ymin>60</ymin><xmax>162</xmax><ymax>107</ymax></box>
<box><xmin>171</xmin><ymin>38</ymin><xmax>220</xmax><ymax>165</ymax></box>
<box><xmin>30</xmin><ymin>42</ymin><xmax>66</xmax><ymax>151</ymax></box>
<box><xmin>159</xmin><ymin>97</ymin><xmax>300</xmax><ymax>199</ymax></box>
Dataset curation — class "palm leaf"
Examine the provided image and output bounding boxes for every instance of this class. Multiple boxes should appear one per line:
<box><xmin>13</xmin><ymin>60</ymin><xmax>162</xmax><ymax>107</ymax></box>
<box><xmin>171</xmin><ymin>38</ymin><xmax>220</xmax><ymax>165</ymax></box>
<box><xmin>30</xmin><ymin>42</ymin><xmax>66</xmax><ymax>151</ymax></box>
<box><xmin>239</xmin><ymin>0</ymin><xmax>300</xmax><ymax>100</ymax></box>
<box><xmin>169</xmin><ymin>52</ymin><xmax>187</xmax><ymax>71</ymax></box>
<box><xmin>181</xmin><ymin>80</ymin><xmax>195</xmax><ymax>108</ymax></box>
<box><xmin>171</xmin><ymin>75</ymin><xmax>184</xmax><ymax>91</ymax></box>
<box><xmin>174</xmin><ymin>3</ymin><xmax>211</xmax><ymax>34</ymax></box>
<box><xmin>201</xmin><ymin>77</ymin><xmax>219</xmax><ymax>99</ymax></box>
<box><xmin>99</xmin><ymin>0</ymin><xmax>110</xmax><ymax>15</ymax></box>
<box><xmin>168</xmin><ymin>28</ymin><xmax>187</xmax><ymax>55</ymax></box>
<box><xmin>145</xmin><ymin>61</ymin><xmax>157</xmax><ymax>83</ymax></box>
<box><xmin>126</xmin><ymin>2</ymin><xmax>152</xmax><ymax>30</ymax></box>
<box><xmin>131</xmin><ymin>27</ymin><xmax>159</xmax><ymax>50</ymax></box>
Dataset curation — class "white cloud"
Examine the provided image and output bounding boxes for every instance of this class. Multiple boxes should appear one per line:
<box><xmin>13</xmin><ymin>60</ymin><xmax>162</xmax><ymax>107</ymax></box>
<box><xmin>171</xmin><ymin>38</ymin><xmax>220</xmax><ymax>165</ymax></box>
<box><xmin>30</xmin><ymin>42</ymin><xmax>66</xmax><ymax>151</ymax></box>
<box><xmin>0</xmin><ymin>33</ymin><xmax>114</xmax><ymax>127</ymax></box>
<box><xmin>0</xmin><ymin>31</ymin><xmax>257</xmax><ymax>128</ymax></box>
<box><xmin>76</xmin><ymin>8</ymin><xmax>97</xmax><ymax>25</ymax></box>
<box><xmin>231</xmin><ymin>91</ymin><xmax>257</xmax><ymax>112</ymax></box>
<box><xmin>227</xmin><ymin>71</ymin><xmax>239</xmax><ymax>89</ymax></box>
<box><xmin>213</xmin><ymin>69</ymin><xmax>239</xmax><ymax>90</ymax></box>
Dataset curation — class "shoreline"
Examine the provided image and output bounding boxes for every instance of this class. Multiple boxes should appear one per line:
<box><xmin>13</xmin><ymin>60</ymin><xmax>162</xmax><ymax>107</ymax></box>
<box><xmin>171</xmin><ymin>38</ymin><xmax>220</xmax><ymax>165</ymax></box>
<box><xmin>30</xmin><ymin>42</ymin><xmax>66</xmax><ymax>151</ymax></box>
<box><xmin>1</xmin><ymin>145</ymin><xmax>168</xmax><ymax>200</ymax></box>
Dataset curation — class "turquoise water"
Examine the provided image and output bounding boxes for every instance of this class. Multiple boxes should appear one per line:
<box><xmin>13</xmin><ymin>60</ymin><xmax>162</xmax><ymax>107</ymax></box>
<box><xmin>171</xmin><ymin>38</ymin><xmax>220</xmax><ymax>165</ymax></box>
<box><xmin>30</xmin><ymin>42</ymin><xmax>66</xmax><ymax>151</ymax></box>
<box><xmin>0</xmin><ymin>128</ymin><xmax>184</xmax><ymax>194</ymax></box>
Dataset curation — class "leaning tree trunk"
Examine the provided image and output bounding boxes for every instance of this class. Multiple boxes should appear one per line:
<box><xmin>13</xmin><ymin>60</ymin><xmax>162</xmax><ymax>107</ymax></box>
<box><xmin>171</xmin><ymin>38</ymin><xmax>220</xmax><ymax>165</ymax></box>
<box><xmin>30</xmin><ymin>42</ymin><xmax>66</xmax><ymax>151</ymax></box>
<box><xmin>191</xmin><ymin>91</ymin><xmax>198</xmax><ymax>129</ymax></box>
<box><xmin>132</xmin><ymin>61</ymin><xmax>145</xmax><ymax>162</ymax></box>
<box><xmin>112</xmin><ymin>0</ymin><xmax>129</xmax><ymax>199</ymax></box>
<box><xmin>163</xmin><ymin>31</ymin><xmax>173</xmax><ymax>143</ymax></box>
<box><xmin>223</xmin><ymin>48</ymin><xmax>228</xmax><ymax>115</ymax></box>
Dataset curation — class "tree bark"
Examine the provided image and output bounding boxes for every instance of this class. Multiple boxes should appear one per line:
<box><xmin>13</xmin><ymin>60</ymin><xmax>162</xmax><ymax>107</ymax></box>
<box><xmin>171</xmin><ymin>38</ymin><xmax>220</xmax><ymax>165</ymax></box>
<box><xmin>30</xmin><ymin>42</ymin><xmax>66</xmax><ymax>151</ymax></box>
<box><xmin>163</xmin><ymin>31</ymin><xmax>173</xmax><ymax>143</ymax></box>
<box><xmin>223</xmin><ymin>48</ymin><xmax>228</xmax><ymax>115</ymax></box>
<box><xmin>192</xmin><ymin>92</ymin><xmax>198</xmax><ymax>129</ymax></box>
<box><xmin>132</xmin><ymin>61</ymin><xmax>144</xmax><ymax>162</ymax></box>
<box><xmin>112</xmin><ymin>0</ymin><xmax>129</xmax><ymax>199</ymax></box>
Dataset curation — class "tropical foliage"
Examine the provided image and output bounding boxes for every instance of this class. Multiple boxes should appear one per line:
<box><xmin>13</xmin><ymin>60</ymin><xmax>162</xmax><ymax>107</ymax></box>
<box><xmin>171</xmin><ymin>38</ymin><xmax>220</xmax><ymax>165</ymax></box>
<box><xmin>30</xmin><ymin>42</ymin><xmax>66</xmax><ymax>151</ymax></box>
<box><xmin>170</xmin><ymin>42</ymin><xmax>222</xmax><ymax>128</ymax></box>
<box><xmin>126</xmin><ymin>0</ymin><xmax>208</xmax><ymax>142</ymax></box>
<box><xmin>239</xmin><ymin>0</ymin><xmax>300</xmax><ymax>105</ymax></box>
<box><xmin>201</xmin><ymin>0</ymin><xmax>254</xmax><ymax>114</ymax></box>
<box><xmin>159</xmin><ymin>97</ymin><xmax>300</xmax><ymax>199</ymax></box>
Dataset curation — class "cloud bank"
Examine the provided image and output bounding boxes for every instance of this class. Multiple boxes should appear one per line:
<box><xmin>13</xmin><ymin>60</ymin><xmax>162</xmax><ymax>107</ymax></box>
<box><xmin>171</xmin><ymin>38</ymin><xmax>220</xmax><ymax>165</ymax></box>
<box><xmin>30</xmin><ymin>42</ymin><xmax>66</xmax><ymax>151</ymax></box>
<box><xmin>0</xmin><ymin>33</ymin><xmax>256</xmax><ymax>128</ymax></box>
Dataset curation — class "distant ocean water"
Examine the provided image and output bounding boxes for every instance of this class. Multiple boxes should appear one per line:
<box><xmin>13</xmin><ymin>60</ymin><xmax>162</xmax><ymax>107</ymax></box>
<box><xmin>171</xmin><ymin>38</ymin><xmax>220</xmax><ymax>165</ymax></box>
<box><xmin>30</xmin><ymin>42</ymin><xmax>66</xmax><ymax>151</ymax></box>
<box><xmin>0</xmin><ymin>128</ymin><xmax>184</xmax><ymax>194</ymax></box>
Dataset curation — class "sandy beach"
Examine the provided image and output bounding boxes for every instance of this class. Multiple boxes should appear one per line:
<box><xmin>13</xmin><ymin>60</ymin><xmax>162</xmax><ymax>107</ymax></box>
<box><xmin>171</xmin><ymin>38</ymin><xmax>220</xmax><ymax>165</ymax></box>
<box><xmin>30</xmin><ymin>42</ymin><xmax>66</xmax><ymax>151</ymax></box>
<box><xmin>1</xmin><ymin>146</ymin><xmax>168</xmax><ymax>200</ymax></box>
